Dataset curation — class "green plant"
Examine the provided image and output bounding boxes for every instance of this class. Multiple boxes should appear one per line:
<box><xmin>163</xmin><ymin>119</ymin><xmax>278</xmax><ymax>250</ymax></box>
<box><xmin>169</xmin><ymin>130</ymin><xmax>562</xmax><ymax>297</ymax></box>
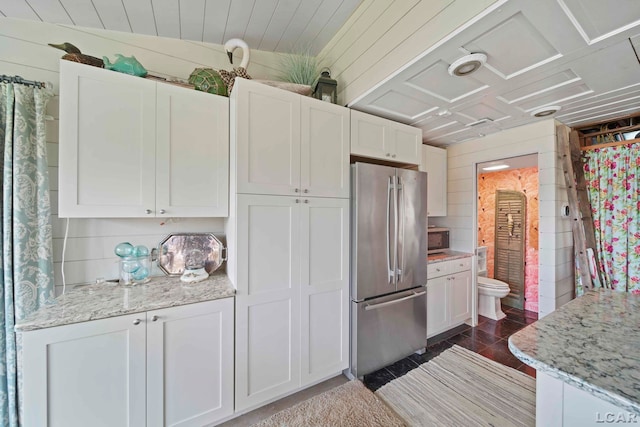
<box><xmin>278</xmin><ymin>47</ymin><xmax>319</xmax><ymax>86</ymax></box>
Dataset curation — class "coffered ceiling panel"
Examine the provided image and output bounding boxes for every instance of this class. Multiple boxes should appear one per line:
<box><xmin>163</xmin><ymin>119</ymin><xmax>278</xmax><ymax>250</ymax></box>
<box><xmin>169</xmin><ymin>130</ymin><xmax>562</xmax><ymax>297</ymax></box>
<box><xmin>350</xmin><ymin>0</ymin><xmax>640</xmax><ymax>146</ymax></box>
<box><xmin>369</xmin><ymin>91</ymin><xmax>436</xmax><ymax>120</ymax></box>
<box><xmin>406</xmin><ymin>61</ymin><xmax>488</xmax><ymax>102</ymax></box>
<box><xmin>463</xmin><ymin>12</ymin><xmax>560</xmax><ymax>79</ymax></box>
<box><xmin>558</xmin><ymin>0</ymin><xmax>640</xmax><ymax>44</ymax></box>
<box><xmin>457</xmin><ymin>103</ymin><xmax>509</xmax><ymax>122</ymax></box>
<box><xmin>517</xmin><ymin>83</ymin><xmax>592</xmax><ymax>112</ymax></box>
<box><xmin>497</xmin><ymin>70</ymin><xmax>581</xmax><ymax>105</ymax></box>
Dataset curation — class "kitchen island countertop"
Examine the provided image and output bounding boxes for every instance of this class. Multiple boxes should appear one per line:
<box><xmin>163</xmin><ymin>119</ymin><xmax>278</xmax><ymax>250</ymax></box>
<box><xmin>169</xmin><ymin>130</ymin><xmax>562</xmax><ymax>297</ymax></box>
<box><xmin>509</xmin><ymin>290</ymin><xmax>640</xmax><ymax>415</ymax></box>
<box><xmin>16</xmin><ymin>272</ymin><xmax>235</xmax><ymax>332</ymax></box>
<box><xmin>427</xmin><ymin>250</ymin><xmax>474</xmax><ymax>264</ymax></box>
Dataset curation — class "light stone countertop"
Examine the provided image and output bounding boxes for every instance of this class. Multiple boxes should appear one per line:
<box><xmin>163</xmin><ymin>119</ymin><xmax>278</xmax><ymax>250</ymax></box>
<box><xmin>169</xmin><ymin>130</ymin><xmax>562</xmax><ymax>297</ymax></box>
<box><xmin>427</xmin><ymin>250</ymin><xmax>474</xmax><ymax>264</ymax></box>
<box><xmin>509</xmin><ymin>290</ymin><xmax>640</xmax><ymax>415</ymax></box>
<box><xmin>16</xmin><ymin>272</ymin><xmax>235</xmax><ymax>332</ymax></box>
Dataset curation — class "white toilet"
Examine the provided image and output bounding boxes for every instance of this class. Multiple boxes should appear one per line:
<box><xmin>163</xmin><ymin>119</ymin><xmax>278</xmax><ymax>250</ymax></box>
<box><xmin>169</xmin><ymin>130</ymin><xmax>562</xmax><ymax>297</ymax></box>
<box><xmin>477</xmin><ymin>276</ymin><xmax>511</xmax><ymax>320</ymax></box>
<box><xmin>476</xmin><ymin>246</ymin><xmax>511</xmax><ymax>320</ymax></box>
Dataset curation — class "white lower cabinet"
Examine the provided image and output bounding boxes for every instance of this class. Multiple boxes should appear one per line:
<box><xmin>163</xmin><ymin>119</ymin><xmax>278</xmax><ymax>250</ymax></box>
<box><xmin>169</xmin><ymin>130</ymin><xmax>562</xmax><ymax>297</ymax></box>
<box><xmin>426</xmin><ymin>258</ymin><xmax>473</xmax><ymax>338</ymax></box>
<box><xmin>234</xmin><ymin>194</ymin><xmax>349</xmax><ymax>412</ymax></box>
<box><xmin>22</xmin><ymin>299</ymin><xmax>234</xmax><ymax>427</ymax></box>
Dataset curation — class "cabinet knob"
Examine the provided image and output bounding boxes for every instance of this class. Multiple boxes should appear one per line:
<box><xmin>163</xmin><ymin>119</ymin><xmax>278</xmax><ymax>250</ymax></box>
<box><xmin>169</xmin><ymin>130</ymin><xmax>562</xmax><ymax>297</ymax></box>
<box><xmin>145</xmin><ymin>209</ymin><xmax>152</xmax><ymax>215</ymax></box>
<box><xmin>392</xmin><ymin>154</ymin><xmax>396</xmax><ymax>158</ymax></box>
<box><xmin>133</xmin><ymin>318</ymin><xmax>142</xmax><ymax>325</ymax></box>
<box><xmin>159</xmin><ymin>209</ymin><xmax>166</xmax><ymax>214</ymax></box>
<box><xmin>294</xmin><ymin>188</ymin><xmax>300</xmax><ymax>193</ymax></box>
<box><xmin>386</xmin><ymin>153</ymin><xmax>391</xmax><ymax>157</ymax></box>
<box><xmin>459</xmin><ymin>263</ymin><xmax>464</xmax><ymax>267</ymax></box>
<box><xmin>304</xmin><ymin>199</ymin><xmax>309</xmax><ymax>204</ymax></box>
<box><xmin>151</xmin><ymin>315</ymin><xmax>159</xmax><ymax>322</ymax></box>
<box><xmin>303</xmin><ymin>189</ymin><xmax>309</xmax><ymax>193</ymax></box>
<box><xmin>436</xmin><ymin>268</ymin><xmax>441</xmax><ymax>272</ymax></box>
<box><xmin>295</xmin><ymin>199</ymin><xmax>300</xmax><ymax>203</ymax></box>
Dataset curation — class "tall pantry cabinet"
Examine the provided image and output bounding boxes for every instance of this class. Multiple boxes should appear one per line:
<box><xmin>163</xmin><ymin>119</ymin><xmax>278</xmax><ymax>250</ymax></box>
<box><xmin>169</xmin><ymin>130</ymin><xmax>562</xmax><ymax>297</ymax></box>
<box><xmin>226</xmin><ymin>79</ymin><xmax>350</xmax><ymax>412</ymax></box>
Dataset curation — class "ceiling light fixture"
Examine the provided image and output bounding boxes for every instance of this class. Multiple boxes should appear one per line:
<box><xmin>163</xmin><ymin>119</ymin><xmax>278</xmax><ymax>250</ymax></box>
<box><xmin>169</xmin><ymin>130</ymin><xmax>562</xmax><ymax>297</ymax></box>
<box><xmin>482</xmin><ymin>164</ymin><xmax>509</xmax><ymax>171</ymax></box>
<box><xmin>448</xmin><ymin>53</ymin><xmax>487</xmax><ymax>77</ymax></box>
<box><xmin>531</xmin><ymin>105</ymin><xmax>561</xmax><ymax>117</ymax></box>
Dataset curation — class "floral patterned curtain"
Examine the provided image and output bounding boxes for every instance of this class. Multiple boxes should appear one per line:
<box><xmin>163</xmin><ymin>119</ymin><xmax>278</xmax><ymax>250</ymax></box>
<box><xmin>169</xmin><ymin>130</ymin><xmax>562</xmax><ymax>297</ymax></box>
<box><xmin>0</xmin><ymin>82</ymin><xmax>55</xmax><ymax>426</ymax></box>
<box><xmin>583</xmin><ymin>143</ymin><xmax>640</xmax><ymax>294</ymax></box>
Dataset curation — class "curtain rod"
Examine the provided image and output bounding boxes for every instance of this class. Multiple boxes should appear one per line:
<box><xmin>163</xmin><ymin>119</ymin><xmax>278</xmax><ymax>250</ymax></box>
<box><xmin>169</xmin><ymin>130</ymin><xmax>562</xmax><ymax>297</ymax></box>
<box><xmin>0</xmin><ymin>75</ymin><xmax>47</xmax><ymax>89</ymax></box>
<box><xmin>580</xmin><ymin>138</ymin><xmax>640</xmax><ymax>151</ymax></box>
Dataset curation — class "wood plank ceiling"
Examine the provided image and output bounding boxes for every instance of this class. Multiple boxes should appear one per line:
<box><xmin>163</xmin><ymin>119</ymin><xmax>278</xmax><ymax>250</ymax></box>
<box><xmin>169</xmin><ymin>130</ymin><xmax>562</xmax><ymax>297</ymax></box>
<box><xmin>0</xmin><ymin>0</ymin><xmax>361</xmax><ymax>54</ymax></box>
<box><xmin>349</xmin><ymin>0</ymin><xmax>640</xmax><ymax>145</ymax></box>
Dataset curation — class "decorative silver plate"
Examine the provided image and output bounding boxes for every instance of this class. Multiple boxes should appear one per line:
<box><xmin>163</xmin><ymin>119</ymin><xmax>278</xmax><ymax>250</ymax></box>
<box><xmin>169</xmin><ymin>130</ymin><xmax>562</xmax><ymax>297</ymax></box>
<box><xmin>157</xmin><ymin>233</ymin><xmax>226</xmax><ymax>276</ymax></box>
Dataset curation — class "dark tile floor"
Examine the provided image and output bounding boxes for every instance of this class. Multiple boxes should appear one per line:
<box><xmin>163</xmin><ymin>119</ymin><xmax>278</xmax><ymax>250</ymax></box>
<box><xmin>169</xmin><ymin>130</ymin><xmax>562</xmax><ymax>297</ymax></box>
<box><xmin>363</xmin><ymin>306</ymin><xmax>538</xmax><ymax>391</ymax></box>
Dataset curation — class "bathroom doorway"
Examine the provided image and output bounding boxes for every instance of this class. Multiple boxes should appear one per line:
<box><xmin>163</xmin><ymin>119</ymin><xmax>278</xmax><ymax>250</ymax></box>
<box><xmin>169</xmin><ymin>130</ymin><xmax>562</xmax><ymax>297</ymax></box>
<box><xmin>476</xmin><ymin>154</ymin><xmax>539</xmax><ymax>312</ymax></box>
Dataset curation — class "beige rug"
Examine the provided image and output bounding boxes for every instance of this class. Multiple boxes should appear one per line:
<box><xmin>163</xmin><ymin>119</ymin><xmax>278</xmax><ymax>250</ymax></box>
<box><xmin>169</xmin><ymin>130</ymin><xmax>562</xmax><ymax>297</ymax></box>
<box><xmin>376</xmin><ymin>345</ymin><xmax>536</xmax><ymax>427</ymax></box>
<box><xmin>251</xmin><ymin>380</ymin><xmax>405</xmax><ymax>427</ymax></box>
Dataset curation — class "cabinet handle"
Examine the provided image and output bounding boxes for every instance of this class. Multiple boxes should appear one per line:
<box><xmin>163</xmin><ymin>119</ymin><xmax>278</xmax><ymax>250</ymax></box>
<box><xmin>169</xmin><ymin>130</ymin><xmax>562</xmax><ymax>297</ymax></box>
<box><xmin>303</xmin><ymin>189</ymin><xmax>309</xmax><ymax>193</ymax></box>
<box><xmin>133</xmin><ymin>318</ymin><xmax>142</xmax><ymax>325</ymax></box>
<box><xmin>145</xmin><ymin>209</ymin><xmax>152</xmax><ymax>215</ymax></box>
<box><xmin>151</xmin><ymin>315</ymin><xmax>159</xmax><ymax>322</ymax></box>
<box><xmin>294</xmin><ymin>188</ymin><xmax>300</xmax><ymax>193</ymax></box>
<box><xmin>159</xmin><ymin>209</ymin><xmax>166</xmax><ymax>214</ymax></box>
<box><xmin>392</xmin><ymin>154</ymin><xmax>396</xmax><ymax>158</ymax></box>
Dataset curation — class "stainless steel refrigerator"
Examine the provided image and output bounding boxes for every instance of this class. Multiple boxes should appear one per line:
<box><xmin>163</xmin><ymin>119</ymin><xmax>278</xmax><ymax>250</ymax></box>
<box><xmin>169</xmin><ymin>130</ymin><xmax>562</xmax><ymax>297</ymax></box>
<box><xmin>350</xmin><ymin>162</ymin><xmax>428</xmax><ymax>378</ymax></box>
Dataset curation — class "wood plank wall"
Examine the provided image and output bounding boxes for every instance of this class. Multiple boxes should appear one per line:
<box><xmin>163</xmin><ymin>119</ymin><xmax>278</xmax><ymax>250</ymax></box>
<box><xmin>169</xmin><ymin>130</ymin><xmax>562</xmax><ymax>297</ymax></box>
<box><xmin>429</xmin><ymin>120</ymin><xmax>574</xmax><ymax>317</ymax></box>
<box><xmin>0</xmin><ymin>17</ymin><xmax>283</xmax><ymax>293</ymax></box>
<box><xmin>316</xmin><ymin>0</ymin><xmax>499</xmax><ymax>106</ymax></box>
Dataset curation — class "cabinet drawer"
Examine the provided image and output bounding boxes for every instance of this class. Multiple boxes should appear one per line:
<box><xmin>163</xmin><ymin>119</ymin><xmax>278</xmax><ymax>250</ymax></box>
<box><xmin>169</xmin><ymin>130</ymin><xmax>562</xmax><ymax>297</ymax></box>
<box><xmin>427</xmin><ymin>262</ymin><xmax>449</xmax><ymax>278</ymax></box>
<box><xmin>449</xmin><ymin>257</ymin><xmax>472</xmax><ymax>274</ymax></box>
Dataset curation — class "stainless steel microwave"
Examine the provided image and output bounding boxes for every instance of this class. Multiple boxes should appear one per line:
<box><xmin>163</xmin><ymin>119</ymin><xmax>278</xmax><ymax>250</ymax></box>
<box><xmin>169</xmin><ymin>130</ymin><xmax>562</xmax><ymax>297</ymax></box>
<box><xmin>427</xmin><ymin>227</ymin><xmax>449</xmax><ymax>254</ymax></box>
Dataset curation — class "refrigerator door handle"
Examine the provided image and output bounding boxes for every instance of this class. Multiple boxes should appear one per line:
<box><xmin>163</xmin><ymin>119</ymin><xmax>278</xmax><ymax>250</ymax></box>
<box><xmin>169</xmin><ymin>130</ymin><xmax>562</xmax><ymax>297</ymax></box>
<box><xmin>386</xmin><ymin>176</ymin><xmax>395</xmax><ymax>283</ymax></box>
<box><xmin>392</xmin><ymin>175</ymin><xmax>399</xmax><ymax>286</ymax></box>
<box><xmin>397</xmin><ymin>176</ymin><xmax>404</xmax><ymax>282</ymax></box>
<box><xmin>364</xmin><ymin>290</ymin><xmax>426</xmax><ymax>311</ymax></box>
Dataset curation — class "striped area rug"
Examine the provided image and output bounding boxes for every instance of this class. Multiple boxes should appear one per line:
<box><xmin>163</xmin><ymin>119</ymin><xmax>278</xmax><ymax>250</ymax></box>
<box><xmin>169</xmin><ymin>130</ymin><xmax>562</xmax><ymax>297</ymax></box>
<box><xmin>376</xmin><ymin>345</ymin><xmax>536</xmax><ymax>427</ymax></box>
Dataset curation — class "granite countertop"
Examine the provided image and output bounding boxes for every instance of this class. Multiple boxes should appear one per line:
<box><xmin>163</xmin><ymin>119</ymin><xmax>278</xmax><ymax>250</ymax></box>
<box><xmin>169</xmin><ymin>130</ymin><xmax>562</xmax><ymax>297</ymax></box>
<box><xmin>509</xmin><ymin>290</ymin><xmax>640</xmax><ymax>415</ymax></box>
<box><xmin>16</xmin><ymin>272</ymin><xmax>235</xmax><ymax>332</ymax></box>
<box><xmin>427</xmin><ymin>250</ymin><xmax>474</xmax><ymax>264</ymax></box>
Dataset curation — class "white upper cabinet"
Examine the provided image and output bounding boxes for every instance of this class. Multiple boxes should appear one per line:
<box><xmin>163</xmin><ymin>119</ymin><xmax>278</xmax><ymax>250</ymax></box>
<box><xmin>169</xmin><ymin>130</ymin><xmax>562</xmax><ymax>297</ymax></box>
<box><xmin>419</xmin><ymin>144</ymin><xmax>447</xmax><ymax>217</ymax></box>
<box><xmin>59</xmin><ymin>61</ymin><xmax>229</xmax><ymax>218</ymax></box>
<box><xmin>300</xmin><ymin>97</ymin><xmax>350</xmax><ymax>198</ymax></box>
<box><xmin>233</xmin><ymin>78</ymin><xmax>350</xmax><ymax>199</ymax></box>
<box><xmin>350</xmin><ymin>110</ymin><xmax>421</xmax><ymax>165</ymax></box>
<box><xmin>156</xmin><ymin>84</ymin><xmax>229</xmax><ymax>217</ymax></box>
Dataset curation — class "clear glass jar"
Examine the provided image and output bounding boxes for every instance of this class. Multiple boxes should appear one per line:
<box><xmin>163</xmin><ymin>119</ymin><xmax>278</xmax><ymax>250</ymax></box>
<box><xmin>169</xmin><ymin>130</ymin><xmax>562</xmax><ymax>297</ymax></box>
<box><xmin>119</xmin><ymin>255</ymin><xmax>151</xmax><ymax>286</ymax></box>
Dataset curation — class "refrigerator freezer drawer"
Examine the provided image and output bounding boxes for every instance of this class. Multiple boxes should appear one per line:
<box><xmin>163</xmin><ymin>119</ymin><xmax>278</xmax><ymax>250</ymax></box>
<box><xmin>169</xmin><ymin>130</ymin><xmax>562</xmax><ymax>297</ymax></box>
<box><xmin>351</xmin><ymin>287</ymin><xmax>426</xmax><ymax>378</ymax></box>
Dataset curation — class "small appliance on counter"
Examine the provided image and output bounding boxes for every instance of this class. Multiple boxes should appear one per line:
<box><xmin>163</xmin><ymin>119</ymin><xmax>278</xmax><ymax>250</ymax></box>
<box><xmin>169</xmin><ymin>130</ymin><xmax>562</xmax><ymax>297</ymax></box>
<box><xmin>157</xmin><ymin>233</ymin><xmax>227</xmax><ymax>281</ymax></box>
<box><xmin>427</xmin><ymin>227</ymin><xmax>450</xmax><ymax>254</ymax></box>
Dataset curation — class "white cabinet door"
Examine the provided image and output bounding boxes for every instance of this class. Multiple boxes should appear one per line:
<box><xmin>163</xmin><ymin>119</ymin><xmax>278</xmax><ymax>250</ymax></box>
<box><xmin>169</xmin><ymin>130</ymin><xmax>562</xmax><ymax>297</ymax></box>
<box><xmin>350</xmin><ymin>110</ymin><xmax>389</xmax><ymax>160</ymax></box>
<box><xmin>450</xmin><ymin>270</ymin><xmax>472</xmax><ymax>325</ymax></box>
<box><xmin>235</xmin><ymin>194</ymin><xmax>301</xmax><ymax>412</ymax></box>
<box><xmin>156</xmin><ymin>84</ymin><xmax>229</xmax><ymax>217</ymax></box>
<box><xmin>350</xmin><ymin>110</ymin><xmax>421</xmax><ymax>164</ymax></box>
<box><xmin>147</xmin><ymin>299</ymin><xmax>234</xmax><ymax>427</ymax></box>
<box><xmin>300</xmin><ymin>197</ymin><xmax>349</xmax><ymax>385</ymax></box>
<box><xmin>426</xmin><ymin>276</ymin><xmax>449</xmax><ymax>338</ymax></box>
<box><xmin>58</xmin><ymin>60</ymin><xmax>156</xmax><ymax>218</ymax></box>
<box><xmin>300</xmin><ymin>98</ymin><xmax>350</xmax><ymax>199</ymax></box>
<box><xmin>22</xmin><ymin>314</ymin><xmax>146</xmax><ymax>427</ymax></box>
<box><xmin>235</xmin><ymin>79</ymin><xmax>301</xmax><ymax>196</ymax></box>
<box><xmin>391</xmin><ymin>125</ymin><xmax>421</xmax><ymax>165</ymax></box>
<box><xmin>419</xmin><ymin>145</ymin><xmax>447</xmax><ymax>217</ymax></box>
